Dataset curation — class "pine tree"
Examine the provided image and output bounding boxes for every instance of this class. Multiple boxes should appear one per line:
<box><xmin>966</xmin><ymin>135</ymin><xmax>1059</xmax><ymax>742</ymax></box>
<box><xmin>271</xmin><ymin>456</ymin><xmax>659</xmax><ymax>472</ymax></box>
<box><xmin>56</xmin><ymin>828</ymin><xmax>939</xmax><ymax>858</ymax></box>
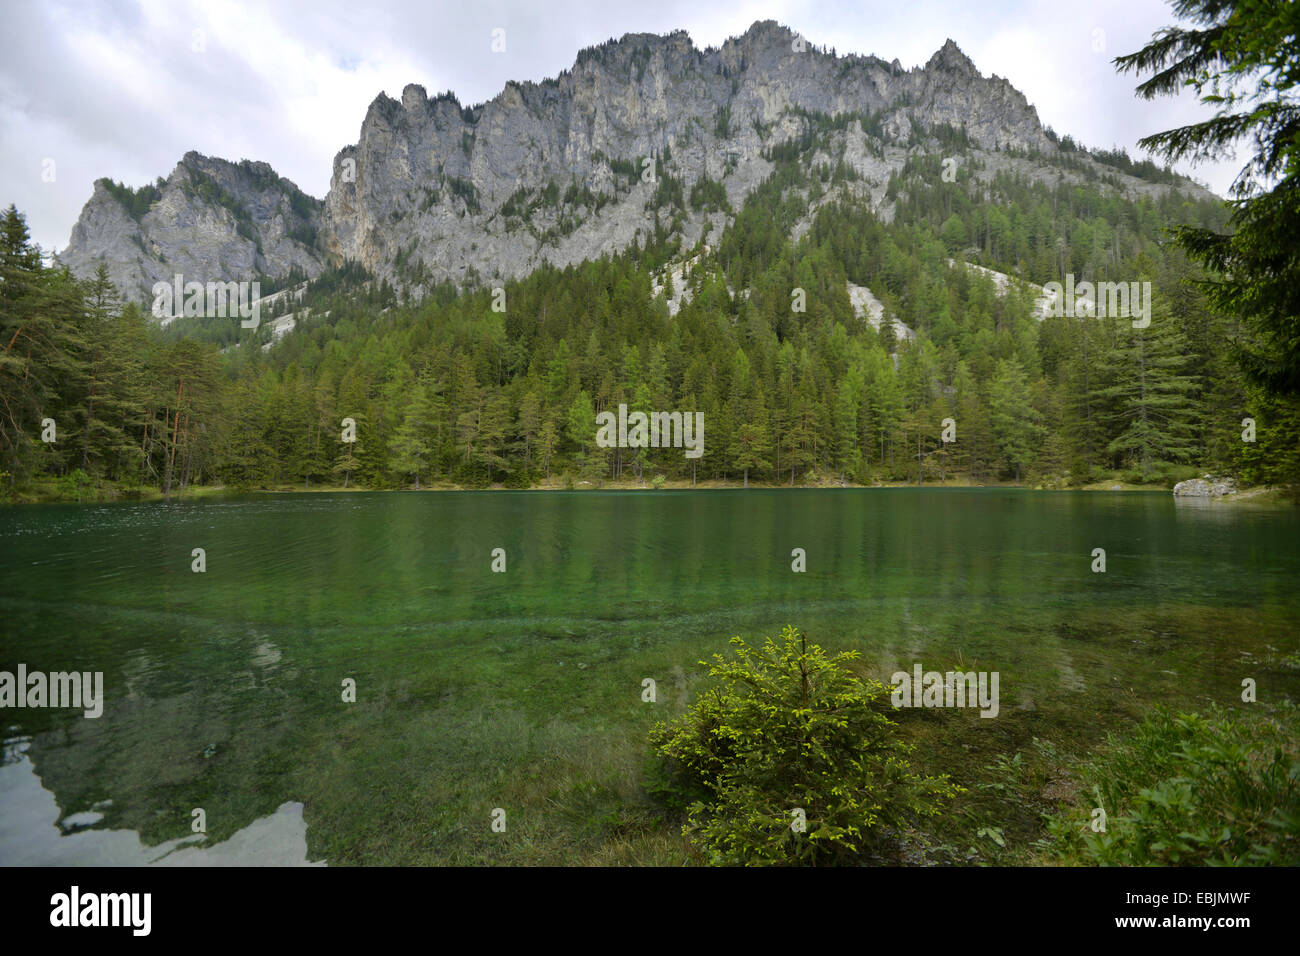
<box><xmin>0</xmin><ymin>207</ymin><xmax>88</xmax><ymax>481</ymax></box>
<box><xmin>989</xmin><ymin>356</ymin><xmax>1044</xmax><ymax>482</ymax></box>
<box><xmin>833</xmin><ymin>375</ymin><xmax>862</xmax><ymax>483</ymax></box>
<box><xmin>516</xmin><ymin>389</ymin><xmax>542</xmax><ymax>472</ymax></box>
<box><xmin>1094</xmin><ymin>313</ymin><xmax>1200</xmax><ymax>478</ymax></box>
<box><xmin>730</xmin><ymin>422</ymin><xmax>771</xmax><ymax>487</ymax></box>
<box><xmin>390</xmin><ymin>380</ymin><xmax>438</xmax><ymax>489</ymax></box>
<box><xmin>1116</xmin><ymin>0</ymin><xmax>1300</xmax><ymax>396</ymax></box>
<box><xmin>566</xmin><ymin>389</ymin><xmax>595</xmax><ymax>459</ymax></box>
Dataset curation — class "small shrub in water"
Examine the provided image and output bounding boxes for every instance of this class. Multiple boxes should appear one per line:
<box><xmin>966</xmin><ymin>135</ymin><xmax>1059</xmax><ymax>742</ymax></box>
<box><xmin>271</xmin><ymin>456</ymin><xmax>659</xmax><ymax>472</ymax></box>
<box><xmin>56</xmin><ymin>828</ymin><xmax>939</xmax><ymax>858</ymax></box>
<box><xmin>649</xmin><ymin>626</ymin><xmax>961</xmax><ymax>865</ymax></box>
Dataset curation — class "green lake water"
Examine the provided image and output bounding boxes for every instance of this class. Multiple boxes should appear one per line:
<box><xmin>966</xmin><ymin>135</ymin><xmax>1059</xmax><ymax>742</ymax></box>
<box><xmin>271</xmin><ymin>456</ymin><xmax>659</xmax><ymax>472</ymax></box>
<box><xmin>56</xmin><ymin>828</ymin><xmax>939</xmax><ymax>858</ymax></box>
<box><xmin>1</xmin><ymin>489</ymin><xmax>1297</xmax><ymax>864</ymax></box>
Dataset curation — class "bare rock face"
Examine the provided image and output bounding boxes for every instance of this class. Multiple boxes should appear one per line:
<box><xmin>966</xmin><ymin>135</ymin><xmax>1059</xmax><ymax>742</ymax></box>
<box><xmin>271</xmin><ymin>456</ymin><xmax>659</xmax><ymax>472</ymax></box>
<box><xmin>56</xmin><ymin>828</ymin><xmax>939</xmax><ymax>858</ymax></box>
<box><xmin>320</xmin><ymin>21</ymin><xmax>1058</xmax><ymax>289</ymax></box>
<box><xmin>59</xmin><ymin>180</ymin><xmax>151</xmax><ymax>299</ymax></box>
<box><xmin>59</xmin><ymin>152</ymin><xmax>325</xmax><ymax>304</ymax></box>
<box><xmin>60</xmin><ymin>20</ymin><xmax>1213</xmax><ymax>305</ymax></box>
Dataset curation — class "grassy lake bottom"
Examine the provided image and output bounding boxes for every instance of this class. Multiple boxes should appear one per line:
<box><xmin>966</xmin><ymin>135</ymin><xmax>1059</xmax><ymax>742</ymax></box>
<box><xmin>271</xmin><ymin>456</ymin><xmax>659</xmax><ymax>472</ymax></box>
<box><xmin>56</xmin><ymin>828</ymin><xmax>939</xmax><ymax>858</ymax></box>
<box><xmin>1</xmin><ymin>489</ymin><xmax>1297</xmax><ymax>865</ymax></box>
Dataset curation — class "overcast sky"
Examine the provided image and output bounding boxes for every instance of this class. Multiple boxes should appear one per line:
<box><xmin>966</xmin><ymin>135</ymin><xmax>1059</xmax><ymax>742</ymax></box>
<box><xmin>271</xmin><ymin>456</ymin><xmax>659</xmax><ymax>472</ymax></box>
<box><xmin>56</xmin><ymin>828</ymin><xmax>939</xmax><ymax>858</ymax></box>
<box><xmin>1</xmin><ymin>0</ymin><xmax>1244</xmax><ymax>253</ymax></box>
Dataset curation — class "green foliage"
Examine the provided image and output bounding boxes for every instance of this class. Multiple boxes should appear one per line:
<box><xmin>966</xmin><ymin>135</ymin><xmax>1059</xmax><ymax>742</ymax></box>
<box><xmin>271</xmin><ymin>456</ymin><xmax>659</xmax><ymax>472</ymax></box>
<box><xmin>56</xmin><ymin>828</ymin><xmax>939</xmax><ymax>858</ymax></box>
<box><xmin>1116</xmin><ymin>0</ymin><xmax>1300</xmax><ymax>396</ymax></box>
<box><xmin>1088</xmin><ymin>146</ymin><xmax>1180</xmax><ymax>184</ymax></box>
<box><xmin>100</xmin><ymin>178</ymin><xmax>164</xmax><ymax>222</ymax></box>
<box><xmin>689</xmin><ymin>175</ymin><xmax>730</xmax><ymax>213</ymax></box>
<box><xmin>445</xmin><ymin>176</ymin><xmax>481</xmax><ymax>215</ymax></box>
<box><xmin>180</xmin><ymin>168</ymin><xmax>259</xmax><ymax>247</ymax></box>
<box><xmin>927</xmin><ymin>120</ymin><xmax>974</xmax><ymax>154</ymax></box>
<box><xmin>56</xmin><ymin>467</ymin><xmax>93</xmax><ymax>500</ymax></box>
<box><xmin>1096</xmin><ymin>316</ymin><xmax>1200</xmax><ymax>477</ymax></box>
<box><xmin>1233</xmin><ymin>385</ymin><xmax>1300</xmax><ymax>485</ymax></box>
<box><xmin>714</xmin><ymin>104</ymin><xmax>731</xmax><ymax>139</ymax></box>
<box><xmin>539</xmin><ymin>180</ymin><xmax>560</xmax><ymax>207</ymax></box>
<box><xmin>648</xmin><ymin>626</ymin><xmax>961</xmax><ymax>865</ymax></box>
<box><xmin>286</xmin><ymin>185</ymin><xmax>318</xmax><ymax>222</ymax></box>
<box><xmin>0</xmin><ymin>206</ymin><xmax>227</xmax><ymax>496</ymax></box>
<box><xmin>646</xmin><ymin>169</ymin><xmax>684</xmax><ymax>212</ymax></box>
<box><xmin>989</xmin><ymin>356</ymin><xmax>1044</xmax><ymax>482</ymax></box>
<box><xmin>562</xmin><ymin>179</ymin><xmax>599</xmax><ymax>210</ymax></box>
<box><xmin>288</xmin><ymin>223</ymin><xmax>319</xmax><ymax>250</ymax></box>
<box><xmin>500</xmin><ymin>186</ymin><xmax>531</xmax><ymax>220</ymax></box>
<box><xmin>1045</xmin><ymin>705</ymin><xmax>1300</xmax><ymax>865</ymax></box>
<box><xmin>608</xmin><ymin>156</ymin><xmax>640</xmax><ymax>186</ymax></box>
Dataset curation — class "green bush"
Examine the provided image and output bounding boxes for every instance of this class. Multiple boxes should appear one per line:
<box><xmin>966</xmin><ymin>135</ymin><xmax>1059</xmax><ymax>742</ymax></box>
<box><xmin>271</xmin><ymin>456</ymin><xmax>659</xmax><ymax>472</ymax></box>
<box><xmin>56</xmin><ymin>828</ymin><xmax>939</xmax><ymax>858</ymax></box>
<box><xmin>1159</xmin><ymin>463</ymin><xmax>1201</xmax><ymax>486</ymax></box>
<box><xmin>1122</xmin><ymin>466</ymin><xmax>1157</xmax><ymax>485</ymax></box>
<box><xmin>501</xmin><ymin>468</ymin><xmax>532</xmax><ymax>489</ymax></box>
<box><xmin>689</xmin><ymin>175</ymin><xmax>730</xmax><ymax>213</ymax></box>
<box><xmin>648</xmin><ymin>626</ymin><xmax>961</xmax><ymax>865</ymax></box>
<box><xmin>1045</xmin><ymin>705</ymin><xmax>1300</xmax><ymax>865</ymax></box>
<box><xmin>56</xmin><ymin>468</ymin><xmax>93</xmax><ymax>501</ymax></box>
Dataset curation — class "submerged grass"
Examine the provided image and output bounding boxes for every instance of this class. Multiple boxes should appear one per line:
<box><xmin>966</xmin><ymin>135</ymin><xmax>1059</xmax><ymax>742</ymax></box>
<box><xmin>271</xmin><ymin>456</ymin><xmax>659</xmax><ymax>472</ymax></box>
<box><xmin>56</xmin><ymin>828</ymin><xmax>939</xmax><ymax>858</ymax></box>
<box><xmin>3</xmin><ymin>490</ymin><xmax>1297</xmax><ymax>865</ymax></box>
<box><xmin>269</xmin><ymin>601</ymin><xmax>1298</xmax><ymax>866</ymax></box>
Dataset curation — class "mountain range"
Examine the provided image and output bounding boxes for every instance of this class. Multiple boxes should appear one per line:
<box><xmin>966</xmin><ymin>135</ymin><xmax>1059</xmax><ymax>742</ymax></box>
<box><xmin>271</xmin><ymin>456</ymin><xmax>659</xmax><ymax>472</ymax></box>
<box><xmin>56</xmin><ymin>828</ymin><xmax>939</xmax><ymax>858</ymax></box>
<box><xmin>57</xmin><ymin>20</ymin><xmax>1211</xmax><ymax>306</ymax></box>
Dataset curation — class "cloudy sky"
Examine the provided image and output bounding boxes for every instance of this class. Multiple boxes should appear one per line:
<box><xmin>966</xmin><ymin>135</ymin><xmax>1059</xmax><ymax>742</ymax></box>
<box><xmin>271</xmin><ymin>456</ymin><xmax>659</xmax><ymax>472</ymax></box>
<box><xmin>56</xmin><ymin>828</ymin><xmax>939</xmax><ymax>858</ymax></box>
<box><xmin>2</xmin><ymin>0</ymin><xmax>1243</xmax><ymax>253</ymax></box>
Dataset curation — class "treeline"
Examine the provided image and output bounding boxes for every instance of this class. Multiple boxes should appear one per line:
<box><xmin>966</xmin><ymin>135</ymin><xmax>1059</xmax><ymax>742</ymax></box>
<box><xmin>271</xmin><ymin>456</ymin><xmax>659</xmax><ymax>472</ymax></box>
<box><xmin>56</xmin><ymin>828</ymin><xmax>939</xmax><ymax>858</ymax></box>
<box><xmin>2</xmin><ymin>132</ymin><xmax>1298</xmax><ymax>498</ymax></box>
<box><xmin>1</xmin><ymin>207</ymin><xmax>225</xmax><ymax>497</ymax></box>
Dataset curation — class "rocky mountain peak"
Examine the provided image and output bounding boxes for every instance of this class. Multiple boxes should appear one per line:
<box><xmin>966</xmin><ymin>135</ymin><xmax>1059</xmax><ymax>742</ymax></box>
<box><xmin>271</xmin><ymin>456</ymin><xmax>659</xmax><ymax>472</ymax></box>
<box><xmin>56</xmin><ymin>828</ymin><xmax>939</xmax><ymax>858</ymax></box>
<box><xmin>925</xmin><ymin>38</ymin><xmax>977</xmax><ymax>75</ymax></box>
<box><xmin>59</xmin><ymin>150</ymin><xmax>324</xmax><ymax>302</ymax></box>
<box><xmin>736</xmin><ymin>19</ymin><xmax>798</xmax><ymax>48</ymax></box>
<box><xmin>402</xmin><ymin>84</ymin><xmax>429</xmax><ymax>113</ymax></box>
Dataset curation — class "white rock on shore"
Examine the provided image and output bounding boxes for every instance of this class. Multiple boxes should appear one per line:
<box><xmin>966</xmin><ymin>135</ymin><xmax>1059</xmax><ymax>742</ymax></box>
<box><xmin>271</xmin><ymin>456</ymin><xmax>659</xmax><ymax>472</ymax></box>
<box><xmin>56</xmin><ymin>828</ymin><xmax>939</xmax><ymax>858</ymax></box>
<box><xmin>1172</xmin><ymin>475</ymin><xmax>1238</xmax><ymax>498</ymax></box>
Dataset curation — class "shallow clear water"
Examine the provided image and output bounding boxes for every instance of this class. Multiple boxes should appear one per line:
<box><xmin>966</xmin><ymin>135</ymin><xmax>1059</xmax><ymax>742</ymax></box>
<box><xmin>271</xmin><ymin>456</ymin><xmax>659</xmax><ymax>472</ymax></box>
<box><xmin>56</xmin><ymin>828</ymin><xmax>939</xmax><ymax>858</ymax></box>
<box><xmin>2</xmin><ymin>489</ymin><xmax>1297</xmax><ymax>864</ymax></box>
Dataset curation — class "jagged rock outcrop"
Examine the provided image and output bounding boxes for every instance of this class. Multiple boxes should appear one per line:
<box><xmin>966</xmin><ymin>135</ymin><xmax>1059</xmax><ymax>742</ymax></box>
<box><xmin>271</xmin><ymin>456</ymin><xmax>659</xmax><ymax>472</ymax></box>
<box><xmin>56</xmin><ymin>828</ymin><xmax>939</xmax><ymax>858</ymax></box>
<box><xmin>320</xmin><ymin>21</ymin><xmax>1057</xmax><ymax>288</ymax></box>
<box><xmin>59</xmin><ymin>152</ymin><xmax>325</xmax><ymax>304</ymax></box>
<box><xmin>60</xmin><ymin>20</ymin><xmax>1212</xmax><ymax>305</ymax></box>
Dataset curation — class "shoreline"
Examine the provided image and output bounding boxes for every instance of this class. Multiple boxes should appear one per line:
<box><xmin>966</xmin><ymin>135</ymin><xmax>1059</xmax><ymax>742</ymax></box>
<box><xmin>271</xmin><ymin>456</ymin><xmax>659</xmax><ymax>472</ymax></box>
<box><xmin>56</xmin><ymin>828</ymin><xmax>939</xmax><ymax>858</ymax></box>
<box><xmin>4</xmin><ymin>477</ymin><xmax>1293</xmax><ymax>507</ymax></box>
